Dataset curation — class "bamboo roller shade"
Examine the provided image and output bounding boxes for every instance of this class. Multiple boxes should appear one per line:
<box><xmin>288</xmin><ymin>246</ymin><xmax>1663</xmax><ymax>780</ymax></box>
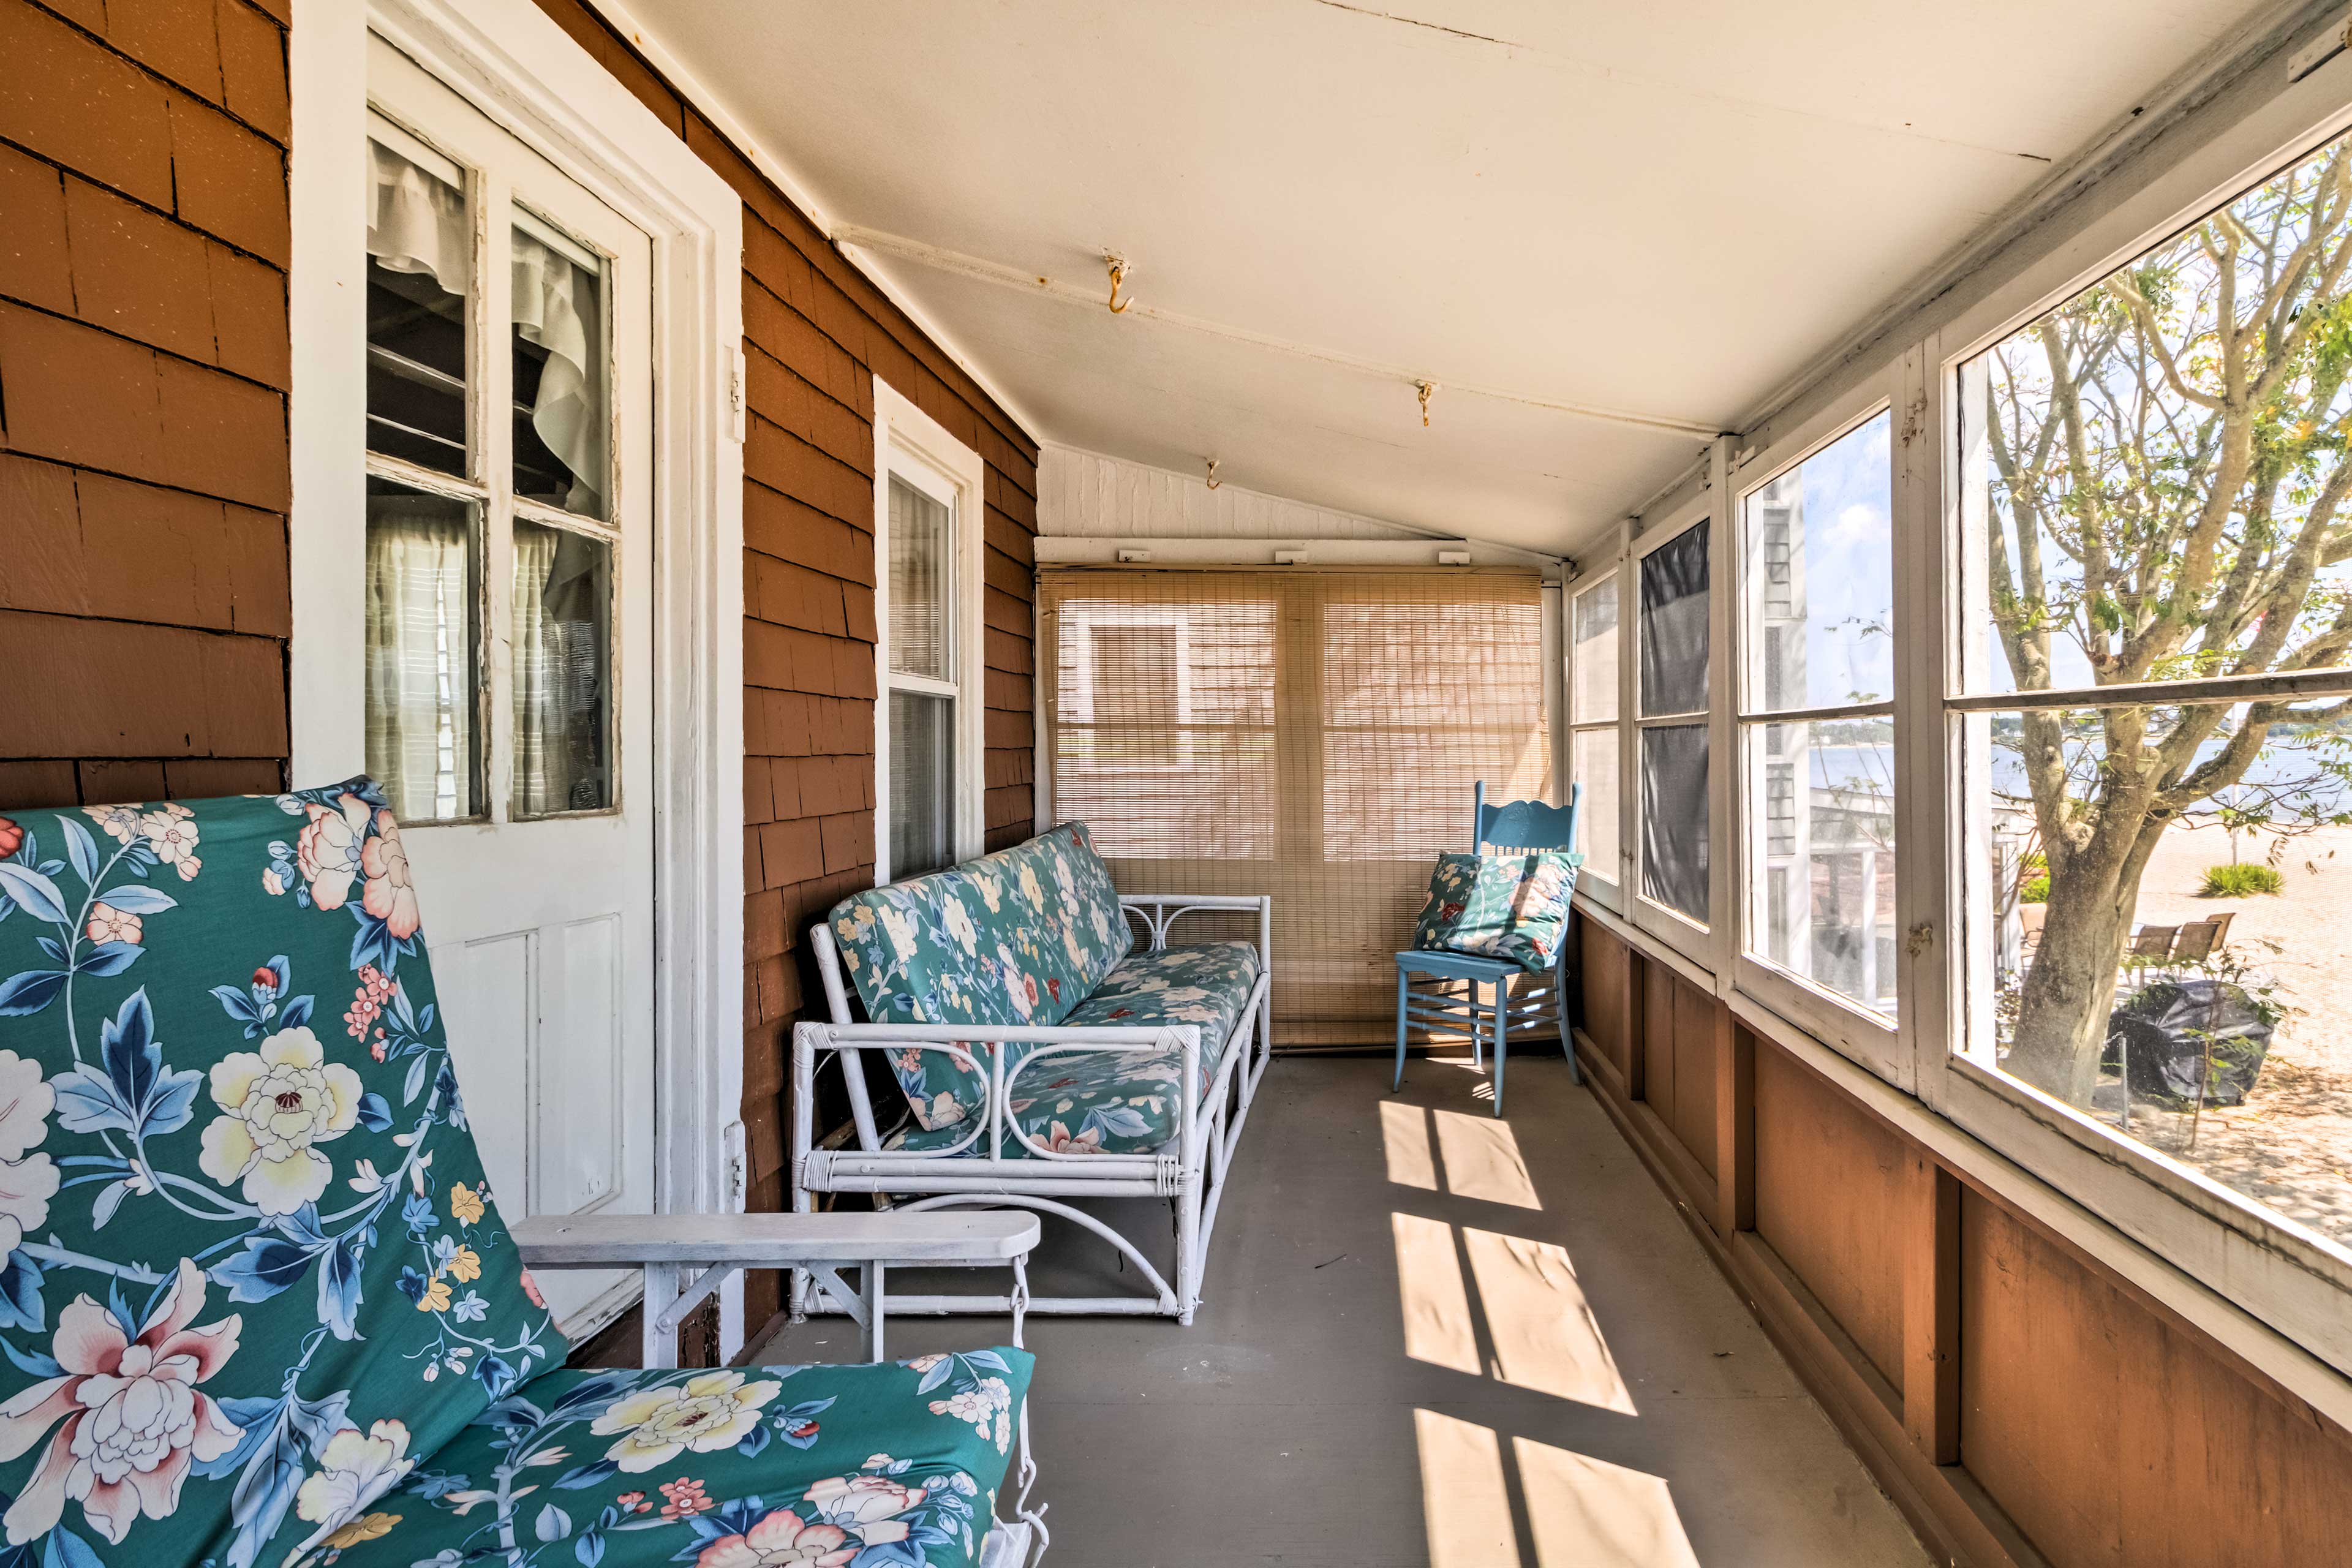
<box><xmin>1041</xmin><ymin>568</ymin><xmax>1555</xmax><ymax>1042</ymax></box>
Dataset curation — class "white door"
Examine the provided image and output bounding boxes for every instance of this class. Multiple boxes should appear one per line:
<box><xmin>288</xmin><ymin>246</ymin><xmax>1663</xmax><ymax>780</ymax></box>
<box><xmin>359</xmin><ymin>37</ymin><xmax>655</xmax><ymax>1335</ymax></box>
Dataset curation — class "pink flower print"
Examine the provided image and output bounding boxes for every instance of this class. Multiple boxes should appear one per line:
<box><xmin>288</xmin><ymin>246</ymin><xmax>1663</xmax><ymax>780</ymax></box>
<box><xmin>1041</xmin><ymin>1121</ymin><xmax>1102</xmax><ymax>1156</ymax></box>
<box><xmin>344</xmin><ymin>966</ymin><xmax>396</xmax><ymax>1042</ymax></box>
<box><xmin>0</xmin><ymin>817</ymin><xmax>20</xmax><ymax>860</ymax></box>
<box><xmin>658</xmin><ymin>1477</ymin><xmax>712</xmax><ymax>1520</ymax></box>
<box><xmin>360</xmin><ymin>812</ymin><xmax>421</xmax><ymax>940</ymax></box>
<box><xmin>83</xmin><ymin>904</ymin><xmax>141</xmax><ymax>948</ymax></box>
<box><xmin>296</xmin><ymin>794</ymin><xmax>371</xmax><ymax>911</ymax></box>
<box><xmin>139</xmin><ymin>804</ymin><xmax>200</xmax><ymax>881</ymax></box>
<box><xmin>693</xmin><ymin>1508</ymin><xmax>853</xmax><ymax>1567</ymax></box>
<box><xmin>0</xmin><ymin>1259</ymin><xmax>243</xmax><ymax>1545</ymax></box>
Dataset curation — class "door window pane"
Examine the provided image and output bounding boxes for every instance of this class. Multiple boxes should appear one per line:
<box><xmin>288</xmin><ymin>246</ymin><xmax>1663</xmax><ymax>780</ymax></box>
<box><xmin>1743</xmin><ymin>412</ymin><xmax>1893</xmax><ymax>712</ymax></box>
<box><xmin>367</xmin><ymin>139</ymin><xmax>470</xmax><ymax>478</ymax></box>
<box><xmin>1572</xmin><ymin>575</ymin><xmax>1619</xmax><ymax>723</ymax></box>
<box><xmin>1745</xmin><ymin>719</ymin><xmax>1895</xmax><ymax>1014</ymax></box>
<box><xmin>1572</xmin><ymin>727</ymin><xmax>1620</xmax><ymax>884</ymax></box>
<box><xmin>1640</xmin><ymin>522</ymin><xmax>1709</xmax><ymax>717</ymax></box>
<box><xmin>512</xmin><ymin>213</ymin><xmax>609</xmax><ymax>518</ymax></box>
<box><xmin>1641</xmin><ymin>723</ymin><xmax>1708</xmax><ymax>922</ymax></box>
<box><xmin>366</xmin><ymin>478</ymin><xmax>480</xmax><ymax>822</ymax></box>
<box><xmin>891</xmin><ymin>690</ymin><xmax>956</xmax><ymax>877</ymax></box>
<box><xmin>890</xmin><ymin>475</ymin><xmax>952</xmax><ymax>680</ymax></box>
<box><xmin>511</xmin><ymin>521</ymin><xmax>613</xmax><ymax>815</ymax></box>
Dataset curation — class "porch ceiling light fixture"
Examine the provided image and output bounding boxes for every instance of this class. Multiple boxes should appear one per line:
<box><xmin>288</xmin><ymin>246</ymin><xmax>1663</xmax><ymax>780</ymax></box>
<box><xmin>1106</xmin><ymin>252</ymin><xmax>1135</xmax><ymax>314</ymax></box>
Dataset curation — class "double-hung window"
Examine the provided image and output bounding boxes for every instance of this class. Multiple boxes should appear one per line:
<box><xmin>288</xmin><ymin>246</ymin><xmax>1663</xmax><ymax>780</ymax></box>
<box><xmin>873</xmin><ymin>380</ymin><xmax>986</xmax><ymax>882</ymax></box>
<box><xmin>1737</xmin><ymin>409</ymin><xmax>1898</xmax><ymax>1028</ymax></box>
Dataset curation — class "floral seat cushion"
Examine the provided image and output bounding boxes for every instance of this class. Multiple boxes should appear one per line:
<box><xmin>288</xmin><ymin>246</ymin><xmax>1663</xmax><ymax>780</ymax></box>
<box><xmin>0</xmin><ymin>782</ymin><xmax>562</xmax><ymax>1568</ymax></box>
<box><xmin>1408</xmin><ymin>851</ymin><xmax>1584</xmax><ymax>973</ymax></box>
<box><xmin>827</xmin><ymin>825</ymin><xmax>1131</xmax><ymax>1133</ymax></box>
<box><xmin>893</xmin><ymin>941</ymin><xmax>1261</xmax><ymax>1159</ymax></box>
<box><xmin>333</xmin><ymin>1349</ymin><xmax>1035</xmax><ymax>1568</ymax></box>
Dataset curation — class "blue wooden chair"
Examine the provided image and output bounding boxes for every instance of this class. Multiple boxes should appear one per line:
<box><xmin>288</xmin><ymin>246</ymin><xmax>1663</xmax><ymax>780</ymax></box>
<box><xmin>1393</xmin><ymin>780</ymin><xmax>1582</xmax><ymax>1115</ymax></box>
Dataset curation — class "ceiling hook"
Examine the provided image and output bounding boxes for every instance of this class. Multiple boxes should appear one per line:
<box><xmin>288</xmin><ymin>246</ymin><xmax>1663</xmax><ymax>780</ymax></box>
<box><xmin>1415</xmin><ymin>379</ymin><xmax>1437</xmax><ymax>428</ymax></box>
<box><xmin>1205</xmin><ymin>457</ymin><xmax>1222</xmax><ymax>491</ymax></box>
<box><xmin>1106</xmin><ymin>253</ymin><xmax>1134</xmax><ymax>314</ymax></box>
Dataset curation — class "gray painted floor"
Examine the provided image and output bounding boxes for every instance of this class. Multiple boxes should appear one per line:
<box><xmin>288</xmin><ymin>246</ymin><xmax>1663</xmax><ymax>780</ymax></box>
<box><xmin>759</xmin><ymin>1054</ymin><xmax>1931</xmax><ymax>1567</ymax></box>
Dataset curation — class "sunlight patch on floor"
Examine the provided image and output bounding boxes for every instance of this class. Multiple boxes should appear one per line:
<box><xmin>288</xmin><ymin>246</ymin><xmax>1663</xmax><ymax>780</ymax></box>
<box><xmin>1464</xmin><ymin>1226</ymin><xmax>1635</xmax><ymax>1413</ymax></box>
<box><xmin>1415</xmin><ymin>1409</ymin><xmax>1520</xmax><ymax>1567</ymax></box>
<box><xmin>1515</xmin><ymin>1439</ymin><xmax>1700</xmax><ymax>1568</ymax></box>
<box><xmin>1392</xmin><ymin>1212</ymin><xmax>1480</xmax><ymax>1375</ymax></box>
<box><xmin>1381</xmin><ymin>1099</ymin><xmax>1440</xmax><ymax>1191</ymax></box>
<box><xmin>1433</xmin><ymin>1108</ymin><xmax>1542</xmax><ymax>1208</ymax></box>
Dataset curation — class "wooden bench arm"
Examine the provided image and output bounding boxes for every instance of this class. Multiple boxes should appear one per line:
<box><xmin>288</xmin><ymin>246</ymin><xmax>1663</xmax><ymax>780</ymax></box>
<box><xmin>514</xmin><ymin>1212</ymin><xmax>1041</xmax><ymax>1365</ymax></box>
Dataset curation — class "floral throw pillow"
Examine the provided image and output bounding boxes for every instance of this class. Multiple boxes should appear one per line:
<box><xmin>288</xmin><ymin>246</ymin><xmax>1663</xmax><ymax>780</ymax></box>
<box><xmin>1409</xmin><ymin>851</ymin><xmax>1584</xmax><ymax>971</ymax></box>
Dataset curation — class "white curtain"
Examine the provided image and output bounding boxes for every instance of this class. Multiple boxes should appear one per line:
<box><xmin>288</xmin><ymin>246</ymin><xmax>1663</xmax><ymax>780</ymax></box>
<box><xmin>366</xmin><ymin>141</ymin><xmax>603</xmax><ymax>513</ymax></box>
<box><xmin>365</xmin><ymin>500</ymin><xmax>473</xmax><ymax>821</ymax></box>
<box><xmin>513</xmin><ymin>230</ymin><xmax>605</xmax><ymax>514</ymax></box>
<box><xmin>512</xmin><ymin>526</ymin><xmax>608</xmax><ymax>815</ymax></box>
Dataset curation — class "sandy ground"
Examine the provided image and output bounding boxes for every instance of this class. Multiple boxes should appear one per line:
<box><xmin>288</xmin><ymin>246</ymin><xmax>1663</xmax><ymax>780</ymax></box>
<box><xmin>2026</xmin><ymin>823</ymin><xmax>2352</xmax><ymax>1243</ymax></box>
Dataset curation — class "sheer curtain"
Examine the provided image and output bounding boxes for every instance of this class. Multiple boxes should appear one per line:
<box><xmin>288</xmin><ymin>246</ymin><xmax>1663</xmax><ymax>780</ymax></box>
<box><xmin>364</xmin><ymin>492</ymin><xmax>474</xmax><ymax>821</ymax></box>
<box><xmin>512</xmin><ymin>228</ymin><xmax>605</xmax><ymax>514</ymax></box>
<box><xmin>512</xmin><ymin>524</ymin><xmax>610</xmax><ymax>815</ymax></box>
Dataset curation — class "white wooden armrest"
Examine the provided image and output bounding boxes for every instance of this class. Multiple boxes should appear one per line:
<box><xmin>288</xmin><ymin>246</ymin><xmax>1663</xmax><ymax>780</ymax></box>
<box><xmin>514</xmin><ymin>1212</ymin><xmax>1039</xmax><ymax>1366</ymax></box>
<box><xmin>512</xmin><ymin>1211</ymin><xmax>1039</xmax><ymax>1267</ymax></box>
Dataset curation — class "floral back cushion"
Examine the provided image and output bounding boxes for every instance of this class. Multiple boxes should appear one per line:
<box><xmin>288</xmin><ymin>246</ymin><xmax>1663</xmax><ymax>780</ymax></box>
<box><xmin>826</xmin><ymin>824</ymin><xmax>1131</xmax><ymax>1133</ymax></box>
<box><xmin>0</xmin><ymin>781</ymin><xmax>560</xmax><ymax>1568</ymax></box>
<box><xmin>1409</xmin><ymin>850</ymin><xmax>1585</xmax><ymax>971</ymax></box>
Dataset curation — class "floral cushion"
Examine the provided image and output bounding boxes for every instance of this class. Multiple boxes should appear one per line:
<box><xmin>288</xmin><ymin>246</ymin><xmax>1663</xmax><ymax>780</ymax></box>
<box><xmin>336</xmin><ymin>1349</ymin><xmax>1034</xmax><ymax>1568</ymax></box>
<box><xmin>894</xmin><ymin>941</ymin><xmax>1261</xmax><ymax>1159</ymax></box>
<box><xmin>0</xmin><ymin>781</ymin><xmax>562</xmax><ymax>1568</ymax></box>
<box><xmin>1409</xmin><ymin>851</ymin><xmax>1584</xmax><ymax>972</ymax></box>
<box><xmin>827</xmin><ymin>826</ymin><xmax>1131</xmax><ymax>1133</ymax></box>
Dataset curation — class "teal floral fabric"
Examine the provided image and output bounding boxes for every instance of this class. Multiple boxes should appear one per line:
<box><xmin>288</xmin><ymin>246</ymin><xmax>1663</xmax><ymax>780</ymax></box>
<box><xmin>0</xmin><ymin>785</ymin><xmax>1036</xmax><ymax>1568</ymax></box>
<box><xmin>341</xmin><ymin>1349</ymin><xmax>1035</xmax><ymax>1568</ymax></box>
<box><xmin>1409</xmin><ymin>851</ymin><xmax>1584</xmax><ymax>972</ymax></box>
<box><xmin>893</xmin><ymin>941</ymin><xmax>1262</xmax><ymax>1159</ymax></box>
<box><xmin>0</xmin><ymin>782</ymin><xmax>561</xmax><ymax>1568</ymax></box>
<box><xmin>827</xmin><ymin>826</ymin><xmax>1131</xmax><ymax>1133</ymax></box>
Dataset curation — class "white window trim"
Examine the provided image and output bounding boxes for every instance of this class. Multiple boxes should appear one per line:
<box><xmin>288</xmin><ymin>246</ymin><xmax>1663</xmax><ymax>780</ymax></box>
<box><xmin>1567</xmin><ymin>552</ymin><xmax>1626</xmax><ymax>911</ymax></box>
<box><xmin>872</xmin><ymin>378</ymin><xmax>987</xmax><ymax>883</ymax></box>
<box><xmin>290</xmin><ymin>0</ymin><xmax>747</xmax><ymax>1354</ymax></box>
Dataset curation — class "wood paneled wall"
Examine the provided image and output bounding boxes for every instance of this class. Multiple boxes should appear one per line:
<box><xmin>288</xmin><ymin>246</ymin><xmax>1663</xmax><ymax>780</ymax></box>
<box><xmin>530</xmin><ymin>1</ymin><xmax>1041</xmax><ymax>1335</ymax></box>
<box><xmin>1571</xmin><ymin>911</ymin><xmax>2352</xmax><ymax>1568</ymax></box>
<box><xmin>0</xmin><ymin>0</ymin><xmax>293</xmax><ymax>811</ymax></box>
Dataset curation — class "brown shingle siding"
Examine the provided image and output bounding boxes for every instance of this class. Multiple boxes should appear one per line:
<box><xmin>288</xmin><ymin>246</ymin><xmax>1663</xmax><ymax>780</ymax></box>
<box><xmin>0</xmin><ymin>0</ymin><xmax>287</xmax><ymax>810</ymax></box>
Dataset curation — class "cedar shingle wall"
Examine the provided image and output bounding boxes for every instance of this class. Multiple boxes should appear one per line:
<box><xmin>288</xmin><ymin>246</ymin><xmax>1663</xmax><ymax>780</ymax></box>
<box><xmin>534</xmin><ymin>1</ymin><xmax>1041</xmax><ymax>1334</ymax></box>
<box><xmin>0</xmin><ymin>0</ymin><xmax>292</xmax><ymax>812</ymax></box>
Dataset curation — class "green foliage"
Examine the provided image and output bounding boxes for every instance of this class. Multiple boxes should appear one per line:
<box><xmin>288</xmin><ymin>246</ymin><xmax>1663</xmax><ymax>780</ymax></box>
<box><xmin>2019</xmin><ymin>874</ymin><xmax>2050</xmax><ymax>904</ymax></box>
<box><xmin>2198</xmin><ymin>862</ymin><xmax>2285</xmax><ymax>897</ymax></box>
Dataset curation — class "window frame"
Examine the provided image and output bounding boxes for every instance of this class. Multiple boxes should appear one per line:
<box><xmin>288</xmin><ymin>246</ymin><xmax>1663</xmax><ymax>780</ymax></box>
<box><xmin>1629</xmin><ymin>497</ymin><xmax>1727</xmax><ymax>969</ymax></box>
<box><xmin>1725</xmin><ymin>380</ymin><xmax>1906</xmax><ymax>1081</ymax></box>
<box><xmin>1567</xmin><ymin>548</ymin><xmax>1627</xmax><ymax>912</ymax></box>
<box><xmin>1904</xmin><ymin>89</ymin><xmax>2352</xmax><ymax>1364</ymax></box>
<box><xmin>871</xmin><ymin>377</ymin><xmax>986</xmax><ymax>884</ymax></box>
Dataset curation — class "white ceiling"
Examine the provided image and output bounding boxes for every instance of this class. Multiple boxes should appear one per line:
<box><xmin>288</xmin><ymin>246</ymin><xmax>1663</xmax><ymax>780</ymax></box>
<box><xmin>622</xmin><ymin>0</ymin><xmax>2276</xmax><ymax>557</ymax></box>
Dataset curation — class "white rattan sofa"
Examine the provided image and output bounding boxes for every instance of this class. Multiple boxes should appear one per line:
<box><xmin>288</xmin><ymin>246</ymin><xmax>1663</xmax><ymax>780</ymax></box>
<box><xmin>792</xmin><ymin>823</ymin><xmax>1272</xmax><ymax>1323</ymax></box>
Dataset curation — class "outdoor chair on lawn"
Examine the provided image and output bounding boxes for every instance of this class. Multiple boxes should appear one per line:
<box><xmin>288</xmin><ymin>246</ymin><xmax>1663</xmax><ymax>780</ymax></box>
<box><xmin>0</xmin><ymin>781</ymin><xmax>1049</xmax><ymax>1568</ymax></box>
<box><xmin>1392</xmin><ymin>781</ymin><xmax>1583</xmax><ymax>1117</ymax></box>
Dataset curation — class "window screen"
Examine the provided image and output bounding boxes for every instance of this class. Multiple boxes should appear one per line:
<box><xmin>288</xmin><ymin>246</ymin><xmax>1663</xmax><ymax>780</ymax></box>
<box><xmin>1043</xmin><ymin>569</ymin><xmax>1555</xmax><ymax>1041</ymax></box>
<box><xmin>1640</xmin><ymin>521</ymin><xmax>1709</xmax><ymax>718</ymax></box>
